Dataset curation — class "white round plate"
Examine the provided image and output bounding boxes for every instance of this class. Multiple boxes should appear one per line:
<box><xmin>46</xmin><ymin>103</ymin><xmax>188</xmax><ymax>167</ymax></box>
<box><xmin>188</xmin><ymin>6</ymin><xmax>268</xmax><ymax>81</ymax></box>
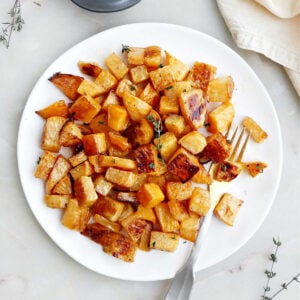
<box><xmin>17</xmin><ymin>23</ymin><xmax>282</xmax><ymax>281</ymax></box>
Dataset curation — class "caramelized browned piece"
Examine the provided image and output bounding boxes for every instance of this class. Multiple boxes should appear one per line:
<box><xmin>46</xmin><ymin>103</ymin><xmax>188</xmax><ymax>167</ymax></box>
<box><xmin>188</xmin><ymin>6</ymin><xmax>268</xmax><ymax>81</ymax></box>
<box><xmin>188</xmin><ymin>62</ymin><xmax>216</xmax><ymax>92</ymax></box>
<box><xmin>134</xmin><ymin>144</ymin><xmax>156</xmax><ymax>173</ymax></box>
<box><xmin>167</xmin><ymin>148</ymin><xmax>199</xmax><ymax>182</ymax></box>
<box><xmin>48</xmin><ymin>72</ymin><xmax>84</xmax><ymax>101</ymax></box>
<box><xmin>214</xmin><ymin>161</ymin><xmax>243</xmax><ymax>182</ymax></box>
<box><xmin>78</xmin><ymin>61</ymin><xmax>102</xmax><ymax>77</ymax></box>
<box><xmin>202</xmin><ymin>132</ymin><xmax>230</xmax><ymax>163</ymax></box>
<box><xmin>245</xmin><ymin>162</ymin><xmax>268</xmax><ymax>177</ymax></box>
<box><xmin>35</xmin><ymin>100</ymin><xmax>69</xmax><ymax>119</ymax></box>
<box><xmin>121</xmin><ymin>216</ymin><xmax>148</xmax><ymax>242</ymax></box>
<box><xmin>81</xmin><ymin>223</ymin><xmax>137</xmax><ymax>262</ymax></box>
<box><xmin>59</xmin><ymin>121</ymin><xmax>82</xmax><ymax>147</ymax></box>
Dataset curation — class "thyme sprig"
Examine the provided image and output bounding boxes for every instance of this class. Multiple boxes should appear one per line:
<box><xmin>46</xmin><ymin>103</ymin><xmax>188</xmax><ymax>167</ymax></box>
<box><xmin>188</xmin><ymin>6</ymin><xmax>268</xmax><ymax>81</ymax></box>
<box><xmin>146</xmin><ymin>114</ymin><xmax>163</xmax><ymax>151</ymax></box>
<box><xmin>262</xmin><ymin>237</ymin><xmax>300</xmax><ymax>299</ymax></box>
<box><xmin>0</xmin><ymin>0</ymin><xmax>24</xmax><ymax>48</ymax></box>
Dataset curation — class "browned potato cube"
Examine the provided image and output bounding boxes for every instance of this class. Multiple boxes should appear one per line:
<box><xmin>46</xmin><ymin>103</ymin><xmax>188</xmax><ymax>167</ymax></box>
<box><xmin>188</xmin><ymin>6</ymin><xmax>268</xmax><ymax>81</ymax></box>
<box><xmin>101</xmin><ymin>90</ymin><xmax>120</xmax><ymax>112</ymax></box>
<box><xmin>144</xmin><ymin>46</ymin><xmax>162</xmax><ymax>67</ymax></box>
<box><xmin>107</xmin><ymin>104</ymin><xmax>129</xmax><ymax>131</ymax></box>
<box><xmin>207</xmin><ymin>102</ymin><xmax>235</xmax><ymax>134</ymax></box>
<box><xmin>179</xmin><ymin>89</ymin><xmax>207</xmax><ymax>130</ymax></box>
<box><xmin>189</xmin><ymin>187</ymin><xmax>210</xmax><ymax>216</ymax></box>
<box><xmin>128</xmin><ymin>173</ymin><xmax>148</xmax><ymax>192</ymax></box>
<box><xmin>166</xmin><ymin>181</ymin><xmax>193</xmax><ymax>202</ymax></box>
<box><xmin>154</xmin><ymin>202</ymin><xmax>179</xmax><ymax>232</ymax></box>
<box><xmin>94</xmin><ymin>69</ymin><xmax>118</xmax><ymax>94</ymax></box>
<box><xmin>88</xmin><ymin>155</ymin><xmax>106</xmax><ymax>174</ymax></box>
<box><xmin>44</xmin><ymin>194</ymin><xmax>70</xmax><ymax>208</ymax></box>
<box><xmin>105</xmin><ymin>52</ymin><xmax>128</xmax><ymax>79</ymax></box>
<box><xmin>46</xmin><ymin>155</ymin><xmax>71</xmax><ymax>194</ymax></box>
<box><xmin>168</xmin><ymin>200</ymin><xmax>189</xmax><ymax>222</ymax></box>
<box><xmin>130</xmin><ymin>65</ymin><xmax>149</xmax><ymax>83</ymax></box>
<box><xmin>77</xmin><ymin>79</ymin><xmax>104</xmax><ymax>97</ymax></box>
<box><xmin>121</xmin><ymin>214</ymin><xmax>148</xmax><ymax>242</ymax></box>
<box><xmin>137</xmin><ymin>183</ymin><xmax>165</xmax><ymax>209</ymax></box>
<box><xmin>34</xmin><ymin>151</ymin><xmax>57</xmax><ymax>180</ymax></box>
<box><xmin>158</xmin><ymin>96</ymin><xmax>179</xmax><ymax>115</ymax></box>
<box><xmin>245</xmin><ymin>162</ymin><xmax>268</xmax><ymax>177</ymax></box>
<box><xmin>167</xmin><ymin>148</ymin><xmax>199</xmax><ymax>182</ymax></box>
<box><xmin>207</xmin><ymin>76</ymin><xmax>234</xmax><ymax>102</ymax></box>
<box><xmin>78</xmin><ymin>61</ymin><xmax>102</xmax><ymax>77</ymax></box>
<box><xmin>69</xmin><ymin>151</ymin><xmax>88</xmax><ymax>167</ymax></box>
<box><xmin>91</xmin><ymin>196</ymin><xmax>124</xmax><ymax>222</ymax></box>
<box><xmin>180</xmin><ymin>214</ymin><xmax>201</xmax><ymax>242</ymax></box>
<box><xmin>62</xmin><ymin>198</ymin><xmax>90</xmax><ymax>231</ymax></box>
<box><xmin>164</xmin><ymin>114</ymin><xmax>187</xmax><ymax>137</ymax></box>
<box><xmin>165</xmin><ymin>51</ymin><xmax>190</xmax><ymax>81</ymax></box>
<box><xmin>126</xmin><ymin>46</ymin><xmax>144</xmax><ymax>65</ymax></box>
<box><xmin>81</xmin><ymin>224</ymin><xmax>136</xmax><ymax>262</ymax></box>
<box><xmin>214</xmin><ymin>161</ymin><xmax>243</xmax><ymax>182</ymax></box>
<box><xmin>108</xmin><ymin>132</ymin><xmax>130</xmax><ymax>152</ymax></box>
<box><xmin>139</xmin><ymin>83</ymin><xmax>160</xmax><ymax>107</ymax></box>
<box><xmin>150</xmin><ymin>231</ymin><xmax>179</xmax><ymax>252</ymax></box>
<box><xmin>203</xmin><ymin>132</ymin><xmax>231</xmax><ymax>163</ymax></box>
<box><xmin>115</xmin><ymin>78</ymin><xmax>137</xmax><ymax>98</ymax></box>
<box><xmin>52</xmin><ymin>175</ymin><xmax>72</xmax><ymax>195</ymax></box>
<box><xmin>123</xmin><ymin>92</ymin><xmax>152</xmax><ymax>122</ymax></box>
<box><xmin>89</xmin><ymin>113</ymin><xmax>110</xmax><ymax>134</ymax></box>
<box><xmin>69</xmin><ymin>160</ymin><xmax>94</xmax><ymax>180</ymax></box>
<box><xmin>93</xmin><ymin>214</ymin><xmax>121</xmax><ymax>232</ymax></box>
<box><xmin>48</xmin><ymin>72</ymin><xmax>83</xmax><ymax>101</ymax></box>
<box><xmin>105</xmin><ymin>167</ymin><xmax>138</xmax><ymax>189</ymax></box>
<box><xmin>179</xmin><ymin>131</ymin><xmax>207</xmax><ymax>154</ymax></box>
<box><xmin>98</xmin><ymin>155</ymin><xmax>136</xmax><ymax>171</ymax></box>
<box><xmin>59</xmin><ymin>121</ymin><xmax>82</xmax><ymax>147</ymax></box>
<box><xmin>93</xmin><ymin>175</ymin><xmax>113</xmax><ymax>196</ymax></box>
<box><xmin>134</xmin><ymin>144</ymin><xmax>157</xmax><ymax>173</ymax></box>
<box><xmin>188</xmin><ymin>62</ymin><xmax>217</xmax><ymax>92</ymax></box>
<box><xmin>214</xmin><ymin>193</ymin><xmax>243</xmax><ymax>226</ymax></box>
<box><xmin>136</xmin><ymin>205</ymin><xmax>157</xmax><ymax>224</ymax></box>
<box><xmin>138</xmin><ymin>222</ymin><xmax>152</xmax><ymax>251</ymax></box>
<box><xmin>149</xmin><ymin>65</ymin><xmax>175</xmax><ymax>91</ymax></box>
<box><xmin>135</xmin><ymin>119</ymin><xmax>154</xmax><ymax>145</ymax></box>
<box><xmin>243</xmin><ymin>116</ymin><xmax>268</xmax><ymax>143</ymax></box>
<box><xmin>35</xmin><ymin>100</ymin><xmax>69</xmax><ymax>119</ymax></box>
<box><xmin>154</xmin><ymin>132</ymin><xmax>178</xmax><ymax>163</ymax></box>
<box><xmin>74</xmin><ymin>176</ymin><xmax>98</xmax><ymax>207</ymax></box>
<box><xmin>69</xmin><ymin>95</ymin><xmax>101</xmax><ymax>123</ymax></box>
<box><xmin>82</xmin><ymin>133</ymin><xmax>107</xmax><ymax>156</ymax></box>
<box><xmin>41</xmin><ymin>116</ymin><xmax>67</xmax><ymax>152</ymax></box>
<box><xmin>192</xmin><ymin>164</ymin><xmax>213</xmax><ymax>184</ymax></box>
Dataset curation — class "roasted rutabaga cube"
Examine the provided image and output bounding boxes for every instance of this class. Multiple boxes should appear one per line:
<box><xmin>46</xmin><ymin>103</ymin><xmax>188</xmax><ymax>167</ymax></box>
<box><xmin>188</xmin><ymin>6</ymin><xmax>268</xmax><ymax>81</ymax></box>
<box><xmin>48</xmin><ymin>72</ymin><xmax>83</xmax><ymax>101</ymax></box>
<box><xmin>242</xmin><ymin>116</ymin><xmax>268</xmax><ymax>143</ymax></box>
<box><xmin>105</xmin><ymin>167</ymin><xmax>138</xmax><ymax>189</ymax></box>
<box><xmin>207</xmin><ymin>76</ymin><xmax>234</xmax><ymax>102</ymax></box>
<box><xmin>35</xmin><ymin>100</ymin><xmax>69</xmax><ymax>119</ymax></box>
<box><xmin>188</xmin><ymin>187</ymin><xmax>211</xmax><ymax>216</ymax></box>
<box><xmin>77</xmin><ymin>61</ymin><xmax>102</xmax><ymax>77</ymax></box>
<box><xmin>214</xmin><ymin>193</ymin><xmax>243</xmax><ymax>226</ymax></box>
<box><xmin>179</xmin><ymin>89</ymin><xmax>207</xmax><ymax>130</ymax></box>
<box><xmin>150</xmin><ymin>231</ymin><xmax>179</xmax><ymax>252</ymax></box>
<box><xmin>81</xmin><ymin>223</ymin><xmax>137</xmax><ymax>262</ymax></box>
<box><xmin>137</xmin><ymin>183</ymin><xmax>165</xmax><ymax>209</ymax></box>
<box><xmin>34</xmin><ymin>151</ymin><xmax>57</xmax><ymax>180</ymax></box>
<box><xmin>74</xmin><ymin>176</ymin><xmax>98</xmax><ymax>207</ymax></box>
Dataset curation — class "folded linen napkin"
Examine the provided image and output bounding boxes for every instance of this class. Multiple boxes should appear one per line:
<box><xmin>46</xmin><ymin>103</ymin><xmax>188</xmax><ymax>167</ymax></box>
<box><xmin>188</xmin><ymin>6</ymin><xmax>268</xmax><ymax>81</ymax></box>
<box><xmin>216</xmin><ymin>0</ymin><xmax>300</xmax><ymax>97</ymax></box>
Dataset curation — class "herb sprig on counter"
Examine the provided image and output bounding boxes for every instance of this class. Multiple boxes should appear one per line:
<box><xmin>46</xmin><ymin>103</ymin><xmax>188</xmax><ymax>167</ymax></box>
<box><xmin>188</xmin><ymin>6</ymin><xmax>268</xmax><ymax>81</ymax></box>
<box><xmin>0</xmin><ymin>0</ymin><xmax>24</xmax><ymax>48</ymax></box>
<box><xmin>262</xmin><ymin>237</ymin><xmax>300</xmax><ymax>299</ymax></box>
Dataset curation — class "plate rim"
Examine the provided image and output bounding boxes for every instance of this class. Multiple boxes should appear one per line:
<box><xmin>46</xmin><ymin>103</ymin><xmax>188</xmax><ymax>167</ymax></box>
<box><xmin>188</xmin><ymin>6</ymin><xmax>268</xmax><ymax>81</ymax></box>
<box><xmin>17</xmin><ymin>22</ymin><xmax>283</xmax><ymax>281</ymax></box>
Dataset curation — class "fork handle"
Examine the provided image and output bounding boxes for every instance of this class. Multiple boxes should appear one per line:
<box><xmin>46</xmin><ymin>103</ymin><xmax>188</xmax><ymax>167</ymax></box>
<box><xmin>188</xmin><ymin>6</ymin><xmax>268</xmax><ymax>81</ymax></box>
<box><xmin>164</xmin><ymin>259</ymin><xmax>195</xmax><ymax>300</ymax></box>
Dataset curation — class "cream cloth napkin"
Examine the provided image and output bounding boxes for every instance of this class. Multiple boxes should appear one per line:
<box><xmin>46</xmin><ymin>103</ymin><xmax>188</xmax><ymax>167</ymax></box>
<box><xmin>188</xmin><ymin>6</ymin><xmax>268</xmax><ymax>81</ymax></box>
<box><xmin>216</xmin><ymin>0</ymin><xmax>300</xmax><ymax>97</ymax></box>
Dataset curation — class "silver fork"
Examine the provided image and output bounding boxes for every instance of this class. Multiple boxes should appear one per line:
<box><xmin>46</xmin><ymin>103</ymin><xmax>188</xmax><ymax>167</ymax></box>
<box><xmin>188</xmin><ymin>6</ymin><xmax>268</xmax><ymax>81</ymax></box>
<box><xmin>164</xmin><ymin>126</ymin><xmax>250</xmax><ymax>300</ymax></box>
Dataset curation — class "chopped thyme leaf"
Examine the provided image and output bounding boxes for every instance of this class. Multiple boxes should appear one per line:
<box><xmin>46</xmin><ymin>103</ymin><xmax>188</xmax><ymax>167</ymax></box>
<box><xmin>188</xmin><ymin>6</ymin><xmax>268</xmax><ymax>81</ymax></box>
<box><xmin>221</xmin><ymin>164</ymin><xmax>228</xmax><ymax>172</ymax></box>
<box><xmin>121</xmin><ymin>44</ymin><xmax>130</xmax><ymax>54</ymax></box>
<box><xmin>37</xmin><ymin>156</ymin><xmax>41</xmax><ymax>165</ymax></box>
<box><xmin>129</xmin><ymin>84</ymin><xmax>136</xmax><ymax>91</ymax></box>
<box><xmin>98</xmin><ymin>121</ymin><xmax>106</xmax><ymax>125</ymax></box>
<box><xmin>152</xmin><ymin>241</ymin><xmax>156</xmax><ymax>247</ymax></box>
<box><xmin>149</xmin><ymin>163</ymin><xmax>155</xmax><ymax>169</ymax></box>
<box><xmin>158</xmin><ymin>63</ymin><xmax>164</xmax><ymax>68</ymax></box>
<box><xmin>165</xmin><ymin>85</ymin><xmax>173</xmax><ymax>90</ymax></box>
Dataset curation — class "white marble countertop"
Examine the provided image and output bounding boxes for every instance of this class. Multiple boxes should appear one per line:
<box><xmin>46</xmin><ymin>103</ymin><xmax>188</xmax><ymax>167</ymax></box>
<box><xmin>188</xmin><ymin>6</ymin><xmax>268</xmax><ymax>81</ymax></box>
<box><xmin>0</xmin><ymin>0</ymin><xmax>299</xmax><ymax>299</ymax></box>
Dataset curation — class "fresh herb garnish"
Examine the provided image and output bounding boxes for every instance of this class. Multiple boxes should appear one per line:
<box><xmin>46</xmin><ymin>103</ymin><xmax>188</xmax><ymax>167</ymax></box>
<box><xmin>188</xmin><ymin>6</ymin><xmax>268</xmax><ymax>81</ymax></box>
<box><xmin>121</xmin><ymin>44</ymin><xmax>130</xmax><ymax>54</ymax></box>
<box><xmin>37</xmin><ymin>156</ymin><xmax>41</xmax><ymax>165</ymax></box>
<box><xmin>148</xmin><ymin>163</ymin><xmax>155</xmax><ymax>169</ymax></box>
<box><xmin>262</xmin><ymin>237</ymin><xmax>300</xmax><ymax>299</ymax></box>
<box><xmin>158</xmin><ymin>63</ymin><xmax>164</xmax><ymax>68</ymax></box>
<box><xmin>0</xmin><ymin>0</ymin><xmax>25</xmax><ymax>48</ymax></box>
<box><xmin>221</xmin><ymin>164</ymin><xmax>228</xmax><ymax>172</ymax></box>
<box><xmin>152</xmin><ymin>241</ymin><xmax>156</xmax><ymax>247</ymax></box>
<box><xmin>165</xmin><ymin>85</ymin><xmax>173</xmax><ymax>90</ymax></box>
<box><xmin>98</xmin><ymin>121</ymin><xmax>106</xmax><ymax>125</ymax></box>
<box><xmin>129</xmin><ymin>84</ymin><xmax>136</xmax><ymax>91</ymax></box>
